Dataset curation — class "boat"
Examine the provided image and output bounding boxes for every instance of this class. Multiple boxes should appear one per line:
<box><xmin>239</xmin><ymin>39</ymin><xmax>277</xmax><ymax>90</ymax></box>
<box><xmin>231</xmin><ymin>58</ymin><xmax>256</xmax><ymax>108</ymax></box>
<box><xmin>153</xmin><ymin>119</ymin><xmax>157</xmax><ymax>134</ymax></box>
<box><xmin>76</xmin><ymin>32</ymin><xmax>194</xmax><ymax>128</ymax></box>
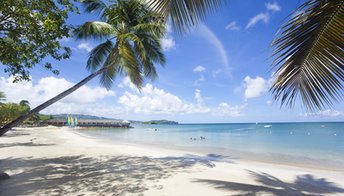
<box><xmin>264</xmin><ymin>125</ymin><xmax>272</xmax><ymax>128</ymax></box>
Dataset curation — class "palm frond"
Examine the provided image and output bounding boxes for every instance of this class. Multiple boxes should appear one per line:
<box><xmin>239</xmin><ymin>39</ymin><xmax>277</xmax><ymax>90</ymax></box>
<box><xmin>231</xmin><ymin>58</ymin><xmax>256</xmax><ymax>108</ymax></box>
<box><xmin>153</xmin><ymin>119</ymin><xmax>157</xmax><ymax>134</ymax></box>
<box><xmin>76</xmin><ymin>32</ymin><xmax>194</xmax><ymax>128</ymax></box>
<box><xmin>87</xmin><ymin>40</ymin><xmax>114</xmax><ymax>72</ymax></box>
<box><xmin>118</xmin><ymin>39</ymin><xmax>143</xmax><ymax>88</ymax></box>
<box><xmin>77</xmin><ymin>0</ymin><xmax>166</xmax><ymax>89</ymax></box>
<box><xmin>146</xmin><ymin>0</ymin><xmax>223</xmax><ymax>35</ymax></box>
<box><xmin>74</xmin><ymin>21</ymin><xmax>115</xmax><ymax>40</ymax></box>
<box><xmin>133</xmin><ymin>22</ymin><xmax>166</xmax><ymax>38</ymax></box>
<box><xmin>98</xmin><ymin>46</ymin><xmax>120</xmax><ymax>89</ymax></box>
<box><xmin>99</xmin><ymin>64</ymin><xmax>117</xmax><ymax>89</ymax></box>
<box><xmin>142</xmin><ymin>36</ymin><xmax>166</xmax><ymax>65</ymax></box>
<box><xmin>270</xmin><ymin>0</ymin><xmax>344</xmax><ymax>111</ymax></box>
<box><xmin>80</xmin><ymin>0</ymin><xmax>107</xmax><ymax>13</ymax></box>
<box><xmin>137</xmin><ymin>35</ymin><xmax>165</xmax><ymax>79</ymax></box>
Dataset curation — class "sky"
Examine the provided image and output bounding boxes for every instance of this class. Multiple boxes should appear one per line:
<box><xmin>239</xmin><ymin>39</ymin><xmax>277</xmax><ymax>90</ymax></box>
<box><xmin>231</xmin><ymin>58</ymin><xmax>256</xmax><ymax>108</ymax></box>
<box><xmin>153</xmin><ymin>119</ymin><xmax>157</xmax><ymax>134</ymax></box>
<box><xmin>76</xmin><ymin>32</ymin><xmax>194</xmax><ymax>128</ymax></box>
<box><xmin>1</xmin><ymin>0</ymin><xmax>343</xmax><ymax>123</ymax></box>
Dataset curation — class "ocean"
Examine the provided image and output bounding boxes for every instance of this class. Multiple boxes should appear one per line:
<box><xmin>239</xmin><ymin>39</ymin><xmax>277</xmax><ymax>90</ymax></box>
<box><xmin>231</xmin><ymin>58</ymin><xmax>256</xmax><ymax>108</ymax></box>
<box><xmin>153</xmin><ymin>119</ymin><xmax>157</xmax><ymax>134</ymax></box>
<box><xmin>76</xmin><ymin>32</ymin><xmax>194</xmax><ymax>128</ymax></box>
<box><xmin>78</xmin><ymin>122</ymin><xmax>344</xmax><ymax>168</ymax></box>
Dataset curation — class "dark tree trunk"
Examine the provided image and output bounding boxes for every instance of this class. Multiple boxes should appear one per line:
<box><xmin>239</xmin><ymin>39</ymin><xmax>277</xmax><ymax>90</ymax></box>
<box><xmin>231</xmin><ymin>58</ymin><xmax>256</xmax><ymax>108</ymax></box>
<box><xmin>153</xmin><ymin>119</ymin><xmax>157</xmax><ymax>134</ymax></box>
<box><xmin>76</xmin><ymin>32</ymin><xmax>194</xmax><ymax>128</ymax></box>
<box><xmin>0</xmin><ymin>67</ymin><xmax>107</xmax><ymax>136</ymax></box>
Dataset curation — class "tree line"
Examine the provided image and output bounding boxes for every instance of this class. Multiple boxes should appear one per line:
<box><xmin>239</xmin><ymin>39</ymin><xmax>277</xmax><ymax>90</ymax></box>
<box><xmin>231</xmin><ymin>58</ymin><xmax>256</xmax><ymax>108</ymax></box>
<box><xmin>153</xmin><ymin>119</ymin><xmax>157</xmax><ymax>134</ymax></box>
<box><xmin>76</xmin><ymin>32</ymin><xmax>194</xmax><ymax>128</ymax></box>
<box><xmin>0</xmin><ymin>92</ymin><xmax>52</xmax><ymax>126</ymax></box>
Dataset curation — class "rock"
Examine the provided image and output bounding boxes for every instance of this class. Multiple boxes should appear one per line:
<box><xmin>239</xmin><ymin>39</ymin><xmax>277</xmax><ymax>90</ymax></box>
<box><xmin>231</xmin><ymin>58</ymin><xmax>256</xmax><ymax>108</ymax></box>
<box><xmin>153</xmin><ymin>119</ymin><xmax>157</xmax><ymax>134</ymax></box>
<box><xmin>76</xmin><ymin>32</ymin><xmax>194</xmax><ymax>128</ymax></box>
<box><xmin>0</xmin><ymin>172</ymin><xmax>10</xmax><ymax>180</ymax></box>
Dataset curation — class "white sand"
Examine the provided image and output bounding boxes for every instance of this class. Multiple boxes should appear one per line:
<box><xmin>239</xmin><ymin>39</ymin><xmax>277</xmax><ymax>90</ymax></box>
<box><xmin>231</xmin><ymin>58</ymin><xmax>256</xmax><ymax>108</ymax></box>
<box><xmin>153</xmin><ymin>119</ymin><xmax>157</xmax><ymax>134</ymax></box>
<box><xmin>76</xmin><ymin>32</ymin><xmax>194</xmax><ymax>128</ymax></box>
<box><xmin>1</xmin><ymin>127</ymin><xmax>343</xmax><ymax>195</ymax></box>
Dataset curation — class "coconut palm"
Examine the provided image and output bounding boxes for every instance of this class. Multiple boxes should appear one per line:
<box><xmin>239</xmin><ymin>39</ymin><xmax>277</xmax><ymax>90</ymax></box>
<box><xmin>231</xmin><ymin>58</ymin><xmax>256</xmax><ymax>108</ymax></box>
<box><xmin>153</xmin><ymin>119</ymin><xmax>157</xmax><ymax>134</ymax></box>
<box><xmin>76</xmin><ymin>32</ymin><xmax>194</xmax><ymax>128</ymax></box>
<box><xmin>270</xmin><ymin>0</ymin><xmax>343</xmax><ymax>111</ymax></box>
<box><xmin>145</xmin><ymin>0</ymin><xmax>223</xmax><ymax>34</ymax></box>
<box><xmin>19</xmin><ymin>100</ymin><xmax>30</xmax><ymax>107</ymax></box>
<box><xmin>0</xmin><ymin>0</ymin><xmax>166</xmax><ymax>136</ymax></box>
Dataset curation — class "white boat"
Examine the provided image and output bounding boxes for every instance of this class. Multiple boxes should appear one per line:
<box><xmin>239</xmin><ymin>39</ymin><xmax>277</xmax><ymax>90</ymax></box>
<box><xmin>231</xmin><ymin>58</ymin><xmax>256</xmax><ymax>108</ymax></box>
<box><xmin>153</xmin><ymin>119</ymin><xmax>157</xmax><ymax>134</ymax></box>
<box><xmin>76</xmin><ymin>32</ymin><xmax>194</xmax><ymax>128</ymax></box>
<box><xmin>264</xmin><ymin>125</ymin><xmax>272</xmax><ymax>128</ymax></box>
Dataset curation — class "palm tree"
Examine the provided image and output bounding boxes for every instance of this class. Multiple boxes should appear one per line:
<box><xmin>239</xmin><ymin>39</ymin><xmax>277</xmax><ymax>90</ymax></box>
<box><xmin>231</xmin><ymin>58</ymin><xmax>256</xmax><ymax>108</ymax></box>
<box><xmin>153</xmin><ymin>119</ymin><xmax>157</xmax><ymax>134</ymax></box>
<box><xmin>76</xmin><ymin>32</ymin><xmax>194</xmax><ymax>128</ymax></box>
<box><xmin>0</xmin><ymin>0</ymin><xmax>166</xmax><ymax>136</ymax></box>
<box><xmin>0</xmin><ymin>92</ymin><xmax>5</xmax><ymax>104</ymax></box>
<box><xmin>19</xmin><ymin>100</ymin><xmax>30</xmax><ymax>107</ymax></box>
<box><xmin>270</xmin><ymin>0</ymin><xmax>343</xmax><ymax>111</ymax></box>
<box><xmin>145</xmin><ymin>0</ymin><xmax>223</xmax><ymax>35</ymax></box>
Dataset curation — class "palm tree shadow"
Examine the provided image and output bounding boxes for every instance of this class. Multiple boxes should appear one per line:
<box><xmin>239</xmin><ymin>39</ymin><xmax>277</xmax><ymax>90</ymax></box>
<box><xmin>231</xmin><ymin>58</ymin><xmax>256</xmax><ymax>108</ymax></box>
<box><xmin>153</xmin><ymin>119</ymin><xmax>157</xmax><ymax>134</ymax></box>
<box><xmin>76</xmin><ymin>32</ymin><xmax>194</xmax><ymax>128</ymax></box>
<box><xmin>193</xmin><ymin>170</ymin><xmax>344</xmax><ymax>196</ymax></box>
<box><xmin>2</xmin><ymin>132</ymin><xmax>30</xmax><ymax>138</ymax></box>
<box><xmin>0</xmin><ymin>154</ymin><xmax>235</xmax><ymax>195</ymax></box>
<box><xmin>0</xmin><ymin>142</ymin><xmax>55</xmax><ymax>148</ymax></box>
<box><xmin>157</xmin><ymin>153</ymin><xmax>236</xmax><ymax>168</ymax></box>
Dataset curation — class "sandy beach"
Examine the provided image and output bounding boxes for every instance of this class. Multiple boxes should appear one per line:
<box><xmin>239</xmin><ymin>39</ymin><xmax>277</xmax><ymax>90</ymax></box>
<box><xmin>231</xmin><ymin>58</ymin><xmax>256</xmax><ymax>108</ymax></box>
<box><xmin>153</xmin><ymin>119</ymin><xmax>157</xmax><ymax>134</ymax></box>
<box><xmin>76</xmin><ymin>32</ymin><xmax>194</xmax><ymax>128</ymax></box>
<box><xmin>1</xmin><ymin>127</ymin><xmax>344</xmax><ymax>196</ymax></box>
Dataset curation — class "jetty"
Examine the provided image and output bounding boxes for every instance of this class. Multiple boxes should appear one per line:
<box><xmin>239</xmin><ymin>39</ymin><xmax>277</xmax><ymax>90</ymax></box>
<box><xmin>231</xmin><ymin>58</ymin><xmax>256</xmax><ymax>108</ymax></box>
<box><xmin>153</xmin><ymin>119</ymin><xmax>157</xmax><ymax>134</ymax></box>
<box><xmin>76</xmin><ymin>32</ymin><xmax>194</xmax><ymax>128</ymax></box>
<box><xmin>46</xmin><ymin>119</ymin><xmax>130</xmax><ymax>128</ymax></box>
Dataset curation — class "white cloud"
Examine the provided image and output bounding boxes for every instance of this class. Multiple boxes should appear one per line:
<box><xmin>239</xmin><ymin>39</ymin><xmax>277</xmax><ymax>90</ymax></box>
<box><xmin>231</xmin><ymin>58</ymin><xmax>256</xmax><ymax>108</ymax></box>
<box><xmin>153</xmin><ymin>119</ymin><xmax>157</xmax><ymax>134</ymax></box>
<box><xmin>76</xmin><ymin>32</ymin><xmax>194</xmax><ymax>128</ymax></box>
<box><xmin>193</xmin><ymin>66</ymin><xmax>206</xmax><ymax>86</ymax></box>
<box><xmin>193</xmin><ymin>75</ymin><xmax>205</xmax><ymax>86</ymax></box>
<box><xmin>212</xmin><ymin>102</ymin><xmax>247</xmax><ymax>117</ymax></box>
<box><xmin>193</xmin><ymin>65</ymin><xmax>206</xmax><ymax>73</ymax></box>
<box><xmin>161</xmin><ymin>36</ymin><xmax>175</xmax><ymax>51</ymax></box>
<box><xmin>161</xmin><ymin>22</ymin><xmax>176</xmax><ymax>51</ymax></box>
<box><xmin>266</xmin><ymin>100</ymin><xmax>273</xmax><ymax>106</ymax></box>
<box><xmin>225</xmin><ymin>21</ymin><xmax>240</xmax><ymax>31</ymax></box>
<box><xmin>212</xmin><ymin>69</ymin><xmax>222</xmax><ymax>78</ymax></box>
<box><xmin>118</xmin><ymin>76</ymin><xmax>140</xmax><ymax>93</ymax></box>
<box><xmin>243</xmin><ymin>76</ymin><xmax>273</xmax><ymax>99</ymax></box>
<box><xmin>266</xmin><ymin>2</ymin><xmax>281</xmax><ymax>12</ymax></box>
<box><xmin>198</xmin><ymin>24</ymin><xmax>230</xmax><ymax>76</ymax></box>
<box><xmin>299</xmin><ymin>110</ymin><xmax>344</xmax><ymax>118</ymax></box>
<box><xmin>246</xmin><ymin>13</ymin><xmax>269</xmax><ymax>29</ymax></box>
<box><xmin>0</xmin><ymin>76</ymin><xmax>116</xmax><ymax>115</ymax></box>
<box><xmin>194</xmin><ymin>89</ymin><xmax>203</xmax><ymax>105</ymax></box>
<box><xmin>117</xmin><ymin>78</ymin><xmax>245</xmax><ymax>117</ymax></box>
<box><xmin>118</xmin><ymin>83</ymin><xmax>193</xmax><ymax>114</ymax></box>
<box><xmin>77</xmin><ymin>43</ymin><xmax>93</xmax><ymax>52</ymax></box>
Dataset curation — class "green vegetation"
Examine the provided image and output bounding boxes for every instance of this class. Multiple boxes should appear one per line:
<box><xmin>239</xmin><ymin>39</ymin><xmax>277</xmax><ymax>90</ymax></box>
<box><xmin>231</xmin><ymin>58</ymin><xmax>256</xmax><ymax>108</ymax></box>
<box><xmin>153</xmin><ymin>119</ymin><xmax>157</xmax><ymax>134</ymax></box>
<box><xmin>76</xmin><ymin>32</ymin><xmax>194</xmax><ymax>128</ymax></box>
<box><xmin>75</xmin><ymin>0</ymin><xmax>166</xmax><ymax>89</ymax></box>
<box><xmin>143</xmin><ymin>120</ymin><xmax>178</xmax><ymax>124</ymax></box>
<box><xmin>0</xmin><ymin>0</ymin><xmax>77</xmax><ymax>82</ymax></box>
<box><xmin>147</xmin><ymin>0</ymin><xmax>222</xmax><ymax>35</ymax></box>
<box><xmin>0</xmin><ymin>102</ymin><xmax>29</xmax><ymax>126</ymax></box>
<box><xmin>52</xmin><ymin>114</ymin><xmax>114</xmax><ymax>120</ymax></box>
<box><xmin>271</xmin><ymin>0</ymin><xmax>343</xmax><ymax>111</ymax></box>
<box><xmin>0</xmin><ymin>92</ymin><xmax>6</xmax><ymax>104</ymax></box>
<box><xmin>37</xmin><ymin>114</ymin><xmax>54</xmax><ymax>122</ymax></box>
<box><xmin>0</xmin><ymin>92</ymin><xmax>53</xmax><ymax>126</ymax></box>
<box><xmin>0</xmin><ymin>0</ymin><xmax>166</xmax><ymax>136</ymax></box>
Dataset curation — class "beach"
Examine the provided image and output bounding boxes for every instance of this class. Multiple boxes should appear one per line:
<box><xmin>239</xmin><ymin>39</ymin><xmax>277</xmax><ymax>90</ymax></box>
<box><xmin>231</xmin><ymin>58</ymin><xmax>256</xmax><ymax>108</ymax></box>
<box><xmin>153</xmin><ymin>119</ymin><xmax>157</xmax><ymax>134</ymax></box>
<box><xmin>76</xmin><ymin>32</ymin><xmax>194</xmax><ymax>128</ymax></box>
<box><xmin>1</xmin><ymin>127</ymin><xmax>344</xmax><ymax>196</ymax></box>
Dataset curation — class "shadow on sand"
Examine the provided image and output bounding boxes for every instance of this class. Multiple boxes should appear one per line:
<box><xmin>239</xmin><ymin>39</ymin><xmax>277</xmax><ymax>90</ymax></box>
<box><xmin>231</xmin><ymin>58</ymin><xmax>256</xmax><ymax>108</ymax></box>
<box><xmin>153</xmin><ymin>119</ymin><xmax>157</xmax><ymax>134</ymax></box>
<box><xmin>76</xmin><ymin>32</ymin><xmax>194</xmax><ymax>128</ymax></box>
<box><xmin>193</xmin><ymin>170</ymin><xmax>344</xmax><ymax>196</ymax></box>
<box><xmin>2</xmin><ymin>130</ymin><xmax>31</xmax><ymax>138</ymax></box>
<box><xmin>0</xmin><ymin>154</ymin><xmax>234</xmax><ymax>195</ymax></box>
<box><xmin>0</xmin><ymin>142</ymin><xmax>55</xmax><ymax>148</ymax></box>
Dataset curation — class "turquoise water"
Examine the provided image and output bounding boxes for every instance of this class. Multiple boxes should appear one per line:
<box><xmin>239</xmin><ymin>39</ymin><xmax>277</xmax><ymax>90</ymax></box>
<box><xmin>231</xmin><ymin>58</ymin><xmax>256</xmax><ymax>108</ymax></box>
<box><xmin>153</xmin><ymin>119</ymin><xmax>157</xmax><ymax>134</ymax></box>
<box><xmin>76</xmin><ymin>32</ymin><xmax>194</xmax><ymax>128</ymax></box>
<box><xmin>79</xmin><ymin>122</ymin><xmax>344</xmax><ymax>163</ymax></box>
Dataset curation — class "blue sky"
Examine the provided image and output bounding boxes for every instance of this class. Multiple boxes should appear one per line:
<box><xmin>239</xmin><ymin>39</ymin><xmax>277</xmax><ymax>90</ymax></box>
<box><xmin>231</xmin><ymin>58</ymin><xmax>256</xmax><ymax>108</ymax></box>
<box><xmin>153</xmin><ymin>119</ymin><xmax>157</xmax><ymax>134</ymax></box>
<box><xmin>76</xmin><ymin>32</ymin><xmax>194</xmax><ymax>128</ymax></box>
<box><xmin>1</xmin><ymin>0</ymin><xmax>343</xmax><ymax>123</ymax></box>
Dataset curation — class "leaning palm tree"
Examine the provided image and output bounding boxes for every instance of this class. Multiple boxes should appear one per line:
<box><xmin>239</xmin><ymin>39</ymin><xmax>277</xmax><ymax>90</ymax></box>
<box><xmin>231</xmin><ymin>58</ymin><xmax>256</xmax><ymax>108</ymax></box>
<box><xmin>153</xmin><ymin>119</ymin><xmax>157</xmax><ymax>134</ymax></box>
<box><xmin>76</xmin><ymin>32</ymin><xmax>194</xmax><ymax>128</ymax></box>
<box><xmin>0</xmin><ymin>0</ymin><xmax>224</xmax><ymax>136</ymax></box>
<box><xmin>0</xmin><ymin>0</ymin><xmax>166</xmax><ymax>136</ymax></box>
<box><xmin>270</xmin><ymin>0</ymin><xmax>343</xmax><ymax>111</ymax></box>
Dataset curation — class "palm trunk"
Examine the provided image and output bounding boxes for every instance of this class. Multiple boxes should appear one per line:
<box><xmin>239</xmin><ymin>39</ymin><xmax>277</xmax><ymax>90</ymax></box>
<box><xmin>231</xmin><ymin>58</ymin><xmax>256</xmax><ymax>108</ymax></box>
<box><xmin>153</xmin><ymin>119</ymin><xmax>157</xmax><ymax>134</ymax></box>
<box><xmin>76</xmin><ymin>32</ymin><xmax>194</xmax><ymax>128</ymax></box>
<box><xmin>0</xmin><ymin>67</ymin><xmax>108</xmax><ymax>136</ymax></box>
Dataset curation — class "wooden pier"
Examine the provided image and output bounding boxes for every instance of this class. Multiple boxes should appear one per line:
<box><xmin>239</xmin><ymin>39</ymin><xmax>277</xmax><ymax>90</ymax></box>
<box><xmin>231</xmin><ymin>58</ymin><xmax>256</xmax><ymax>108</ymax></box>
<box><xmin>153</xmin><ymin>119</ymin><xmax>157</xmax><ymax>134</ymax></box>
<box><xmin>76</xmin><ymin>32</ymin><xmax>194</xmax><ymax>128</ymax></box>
<box><xmin>46</xmin><ymin>119</ymin><xmax>130</xmax><ymax>128</ymax></box>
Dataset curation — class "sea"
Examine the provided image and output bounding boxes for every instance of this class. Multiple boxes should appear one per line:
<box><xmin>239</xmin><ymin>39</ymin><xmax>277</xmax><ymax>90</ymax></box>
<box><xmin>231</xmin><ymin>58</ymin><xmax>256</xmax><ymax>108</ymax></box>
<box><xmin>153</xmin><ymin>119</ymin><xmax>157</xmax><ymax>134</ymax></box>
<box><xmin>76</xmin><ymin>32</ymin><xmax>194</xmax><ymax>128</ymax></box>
<box><xmin>78</xmin><ymin>122</ymin><xmax>344</xmax><ymax>169</ymax></box>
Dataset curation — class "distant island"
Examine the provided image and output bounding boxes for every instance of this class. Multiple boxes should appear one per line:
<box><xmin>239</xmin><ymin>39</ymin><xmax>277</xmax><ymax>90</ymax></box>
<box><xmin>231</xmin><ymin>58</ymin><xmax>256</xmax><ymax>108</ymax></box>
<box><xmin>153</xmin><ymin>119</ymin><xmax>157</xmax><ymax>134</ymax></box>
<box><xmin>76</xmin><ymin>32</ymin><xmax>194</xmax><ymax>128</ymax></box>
<box><xmin>51</xmin><ymin>114</ymin><xmax>118</xmax><ymax>120</ymax></box>
<box><xmin>142</xmin><ymin>120</ymin><xmax>178</xmax><ymax>125</ymax></box>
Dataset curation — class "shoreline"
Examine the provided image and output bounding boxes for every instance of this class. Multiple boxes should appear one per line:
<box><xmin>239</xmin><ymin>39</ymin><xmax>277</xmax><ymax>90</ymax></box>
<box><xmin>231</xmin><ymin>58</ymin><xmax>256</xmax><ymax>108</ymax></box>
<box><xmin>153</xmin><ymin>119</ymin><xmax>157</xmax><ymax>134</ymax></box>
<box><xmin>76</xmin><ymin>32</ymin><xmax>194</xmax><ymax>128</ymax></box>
<box><xmin>1</xmin><ymin>127</ymin><xmax>344</xmax><ymax>195</ymax></box>
<box><xmin>75</xmin><ymin>127</ymin><xmax>344</xmax><ymax>172</ymax></box>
